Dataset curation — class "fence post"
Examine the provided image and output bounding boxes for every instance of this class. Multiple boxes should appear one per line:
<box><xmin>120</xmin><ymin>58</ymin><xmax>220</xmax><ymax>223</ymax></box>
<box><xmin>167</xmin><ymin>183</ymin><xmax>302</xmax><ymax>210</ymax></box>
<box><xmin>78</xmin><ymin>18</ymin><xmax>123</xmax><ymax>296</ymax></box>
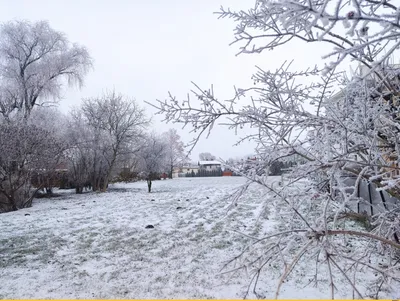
<box><xmin>367</xmin><ymin>182</ymin><xmax>374</xmax><ymax>216</ymax></box>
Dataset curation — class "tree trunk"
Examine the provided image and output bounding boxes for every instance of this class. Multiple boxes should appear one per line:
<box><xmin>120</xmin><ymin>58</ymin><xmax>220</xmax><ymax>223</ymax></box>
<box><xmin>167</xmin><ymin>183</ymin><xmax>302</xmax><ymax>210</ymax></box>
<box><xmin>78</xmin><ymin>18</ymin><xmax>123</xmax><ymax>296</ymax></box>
<box><xmin>147</xmin><ymin>180</ymin><xmax>152</xmax><ymax>193</ymax></box>
<box><xmin>101</xmin><ymin>178</ymin><xmax>109</xmax><ymax>192</ymax></box>
<box><xmin>101</xmin><ymin>150</ymin><xmax>117</xmax><ymax>192</ymax></box>
<box><xmin>8</xmin><ymin>192</ymin><xmax>17</xmax><ymax>211</ymax></box>
<box><xmin>92</xmin><ymin>175</ymin><xmax>101</xmax><ymax>191</ymax></box>
<box><xmin>75</xmin><ymin>186</ymin><xmax>83</xmax><ymax>194</ymax></box>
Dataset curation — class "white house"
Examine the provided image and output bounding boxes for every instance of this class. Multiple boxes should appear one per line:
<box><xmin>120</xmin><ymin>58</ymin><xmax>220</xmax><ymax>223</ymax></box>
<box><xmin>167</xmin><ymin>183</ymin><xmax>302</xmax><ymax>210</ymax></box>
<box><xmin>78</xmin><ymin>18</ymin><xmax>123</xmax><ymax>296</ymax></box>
<box><xmin>172</xmin><ymin>164</ymin><xmax>199</xmax><ymax>178</ymax></box>
<box><xmin>198</xmin><ymin>160</ymin><xmax>222</xmax><ymax>171</ymax></box>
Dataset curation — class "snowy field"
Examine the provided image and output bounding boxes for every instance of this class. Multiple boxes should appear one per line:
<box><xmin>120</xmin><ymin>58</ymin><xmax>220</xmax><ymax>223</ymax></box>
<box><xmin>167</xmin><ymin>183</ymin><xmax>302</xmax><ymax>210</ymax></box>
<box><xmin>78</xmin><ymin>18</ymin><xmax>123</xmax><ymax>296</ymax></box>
<box><xmin>0</xmin><ymin>177</ymin><xmax>391</xmax><ymax>299</ymax></box>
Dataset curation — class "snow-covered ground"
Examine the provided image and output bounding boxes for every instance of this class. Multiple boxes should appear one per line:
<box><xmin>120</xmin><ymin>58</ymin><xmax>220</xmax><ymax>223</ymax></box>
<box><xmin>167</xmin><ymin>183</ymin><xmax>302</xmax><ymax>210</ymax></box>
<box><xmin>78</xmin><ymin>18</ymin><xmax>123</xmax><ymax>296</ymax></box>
<box><xmin>0</xmin><ymin>177</ymin><xmax>394</xmax><ymax>299</ymax></box>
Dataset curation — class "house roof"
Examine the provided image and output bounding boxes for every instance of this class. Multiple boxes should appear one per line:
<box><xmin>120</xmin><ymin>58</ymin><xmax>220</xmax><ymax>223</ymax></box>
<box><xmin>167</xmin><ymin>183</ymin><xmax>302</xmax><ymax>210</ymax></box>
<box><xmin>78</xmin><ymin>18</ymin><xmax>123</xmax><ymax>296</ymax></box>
<box><xmin>181</xmin><ymin>165</ymin><xmax>199</xmax><ymax>169</ymax></box>
<box><xmin>198</xmin><ymin>160</ymin><xmax>221</xmax><ymax>165</ymax></box>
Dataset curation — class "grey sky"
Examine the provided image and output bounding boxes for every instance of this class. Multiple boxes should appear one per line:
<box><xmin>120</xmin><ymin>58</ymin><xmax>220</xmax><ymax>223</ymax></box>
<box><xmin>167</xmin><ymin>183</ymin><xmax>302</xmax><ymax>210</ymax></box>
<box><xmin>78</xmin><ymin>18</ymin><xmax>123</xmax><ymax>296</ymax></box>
<box><xmin>1</xmin><ymin>0</ymin><xmax>329</xmax><ymax>161</ymax></box>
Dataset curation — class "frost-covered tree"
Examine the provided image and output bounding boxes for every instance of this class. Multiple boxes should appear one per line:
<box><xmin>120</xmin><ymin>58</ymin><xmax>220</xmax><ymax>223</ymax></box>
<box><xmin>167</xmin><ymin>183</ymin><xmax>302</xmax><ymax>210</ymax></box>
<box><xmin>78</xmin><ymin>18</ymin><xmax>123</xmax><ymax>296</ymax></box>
<box><xmin>80</xmin><ymin>91</ymin><xmax>148</xmax><ymax>192</ymax></box>
<box><xmin>0</xmin><ymin>20</ymin><xmax>90</xmax><ymax>210</ymax></box>
<box><xmin>28</xmin><ymin>107</ymin><xmax>69</xmax><ymax>194</ymax></box>
<box><xmin>63</xmin><ymin>110</ymin><xmax>95</xmax><ymax>193</ymax></box>
<box><xmin>163</xmin><ymin>128</ymin><xmax>185</xmax><ymax>178</ymax></box>
<box><xmin>0</xmin><ymin>20</ymin><xmax>92</xmax><ymax>120</ymax></box>
<box><xmin>137</xmin><ymin>134</ymin><xmax>167</xmax><ymax>193</ymax></box>
<box><xmin>199</xmin><ymin>152</ymin><xmax>216</xmax><ymax>161</ymax></box>
<box><xmin>0</xmin><ymin>119</ymin><xmax>64</xmax><ymax>212</ymax></box>
<box><xmin>148</xmin><ymin>0</ymin><xmax>400</xmax><ymax>298</ymax></box>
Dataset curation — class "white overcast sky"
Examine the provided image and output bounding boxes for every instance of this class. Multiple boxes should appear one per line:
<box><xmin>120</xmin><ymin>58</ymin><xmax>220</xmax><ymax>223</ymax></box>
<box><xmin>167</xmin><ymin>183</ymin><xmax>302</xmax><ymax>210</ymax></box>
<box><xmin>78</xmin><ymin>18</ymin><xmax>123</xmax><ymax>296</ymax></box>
<box><xmin>1</xmin><ymin>0</ymin><xmax>331</xmax><ymax>161</ymax></box>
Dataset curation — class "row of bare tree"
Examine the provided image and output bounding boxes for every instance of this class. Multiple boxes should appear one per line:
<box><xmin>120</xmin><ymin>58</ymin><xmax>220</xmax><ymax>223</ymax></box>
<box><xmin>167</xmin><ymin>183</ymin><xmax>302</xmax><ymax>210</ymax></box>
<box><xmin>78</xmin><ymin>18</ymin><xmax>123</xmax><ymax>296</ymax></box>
<box><xmin>0</xmin><ymin>20</ymin><xmax>185</xmax><ymax>212</ymax></box>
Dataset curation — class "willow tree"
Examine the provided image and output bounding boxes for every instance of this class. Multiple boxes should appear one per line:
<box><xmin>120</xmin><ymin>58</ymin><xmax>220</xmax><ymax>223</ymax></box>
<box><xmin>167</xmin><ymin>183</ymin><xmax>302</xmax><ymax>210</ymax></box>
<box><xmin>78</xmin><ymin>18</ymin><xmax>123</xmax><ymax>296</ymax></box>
<box><xmin>0</xmin><ymin>20</ymin><xmax>92</xmax><ymax>120</ymax></box>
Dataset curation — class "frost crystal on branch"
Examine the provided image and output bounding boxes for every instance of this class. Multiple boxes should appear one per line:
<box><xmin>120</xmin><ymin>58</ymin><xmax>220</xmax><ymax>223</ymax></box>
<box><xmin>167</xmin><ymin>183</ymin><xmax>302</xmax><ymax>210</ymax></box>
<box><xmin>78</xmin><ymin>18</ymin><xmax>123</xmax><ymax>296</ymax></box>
<box><xmin>148</xmin><ymin>0</ymin><xmax>400</xmax><ymax>297</ymax></box>
<box><xmin>0</xmin><ymin>20</ymin><xmax>92</xmax><ymax>119</ymax></box>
